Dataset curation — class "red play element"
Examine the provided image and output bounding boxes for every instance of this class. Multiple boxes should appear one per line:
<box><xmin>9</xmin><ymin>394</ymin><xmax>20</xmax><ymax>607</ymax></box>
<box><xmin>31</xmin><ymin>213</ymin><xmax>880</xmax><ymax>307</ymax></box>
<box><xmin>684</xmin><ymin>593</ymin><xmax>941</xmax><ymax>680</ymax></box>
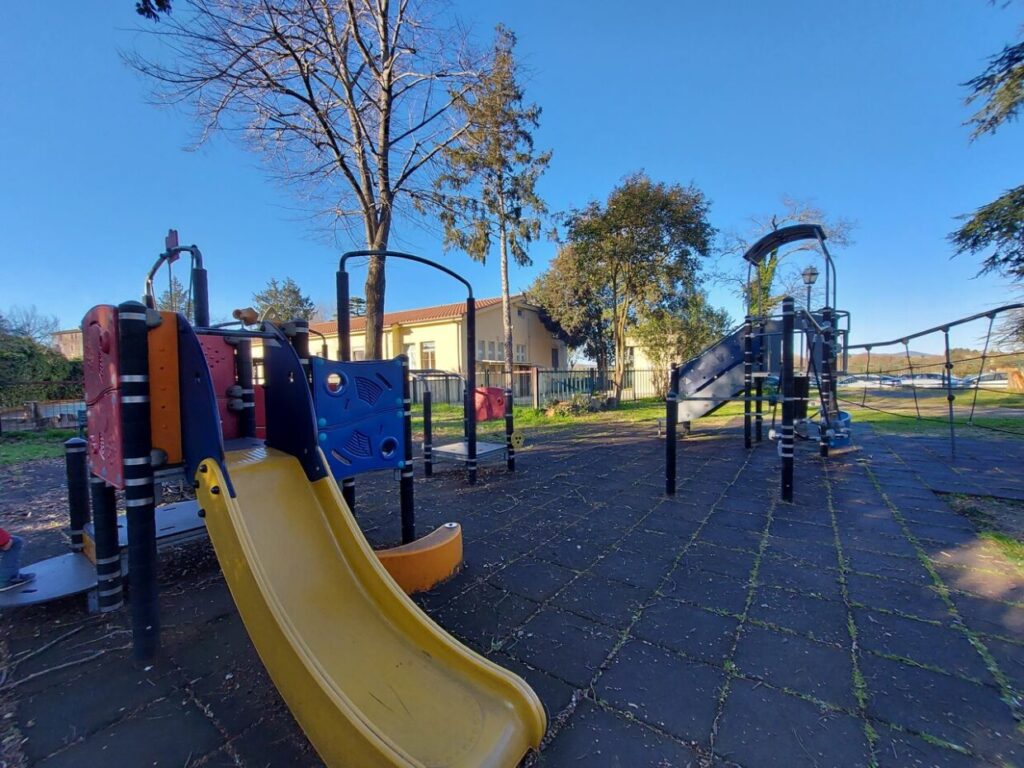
<box><xmin>165</xmin><ymin>229</ymin><xmax>179</xmax><ymax>256</ymax></box>
<box><xmin>254</xmin><ymin>384</ymin><xmax>267</xmax><ymax>439</ymax></box>
<box><xmin>474</xmin><ymin>387</ymin><xmax>506</xmax><ymax>423</ymax></box>
<box><xmin>197</xmin><ymin>334</ymin><xmax>242</xmax><ymax>440</ymax></box>
<box><xmin>83</xmin><ymin>306</ymin><xmax>124</xmax><ymax>487</ymax></box>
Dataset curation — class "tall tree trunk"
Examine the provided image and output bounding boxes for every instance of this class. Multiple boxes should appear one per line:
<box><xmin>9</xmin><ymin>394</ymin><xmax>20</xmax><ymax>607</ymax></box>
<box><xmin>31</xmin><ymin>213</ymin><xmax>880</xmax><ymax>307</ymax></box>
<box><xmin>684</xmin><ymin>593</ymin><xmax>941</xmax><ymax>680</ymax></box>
<box><xmin>500</xmin><ymin>217</ymin><xmax>514</xmax><ymax>391</ymax></box>
<box><xmin>363</xmin><ymin>215</ymin><xmax>391</xmax><ymax>360</ymax></box>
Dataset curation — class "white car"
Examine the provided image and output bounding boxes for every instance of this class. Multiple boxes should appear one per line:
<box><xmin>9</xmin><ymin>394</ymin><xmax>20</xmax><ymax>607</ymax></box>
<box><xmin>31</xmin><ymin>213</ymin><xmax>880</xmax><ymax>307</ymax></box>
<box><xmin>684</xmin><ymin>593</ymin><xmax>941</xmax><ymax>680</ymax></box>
<box><xmin>961</xmin><ymin>372</ymin><xmax>1010</xmax><ymax>389</ymax></box>
<box><xmin>837</xmin><ymin>374</ymin><xmax>900</xmax><ymax>389</ymax></box>
<box><xmin>898</xmin><ymin>373</ymin><xmax>963</xmax><ymax>389</ymax></box>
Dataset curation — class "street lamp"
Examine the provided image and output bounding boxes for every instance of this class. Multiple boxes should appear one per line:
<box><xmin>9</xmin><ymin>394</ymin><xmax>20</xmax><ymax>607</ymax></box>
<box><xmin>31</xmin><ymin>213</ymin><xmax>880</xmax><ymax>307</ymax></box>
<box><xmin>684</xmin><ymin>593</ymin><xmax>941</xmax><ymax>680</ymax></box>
<box><xmin>801</xmin><ymin>265</ymin><xmax>819</xmax><ymax>310</ymax></box>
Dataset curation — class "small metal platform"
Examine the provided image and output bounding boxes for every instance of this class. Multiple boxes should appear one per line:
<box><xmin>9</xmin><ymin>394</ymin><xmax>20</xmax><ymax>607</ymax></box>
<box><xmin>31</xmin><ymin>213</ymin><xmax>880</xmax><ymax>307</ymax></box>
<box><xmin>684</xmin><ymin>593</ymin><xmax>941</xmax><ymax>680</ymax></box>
<box><xmin>431</xmin><ymin>440</ymin><xmax>507</xmax><ymax>462</ymax></box>
<box><xmin>0</xmin><ymin>553</ymin><xmax>96</xmax><ymax>608</ymax></box>
<box><xmin>0</xmin><ymin>502</ymin><xmax>207</xmax><ymax>610</ymax></box>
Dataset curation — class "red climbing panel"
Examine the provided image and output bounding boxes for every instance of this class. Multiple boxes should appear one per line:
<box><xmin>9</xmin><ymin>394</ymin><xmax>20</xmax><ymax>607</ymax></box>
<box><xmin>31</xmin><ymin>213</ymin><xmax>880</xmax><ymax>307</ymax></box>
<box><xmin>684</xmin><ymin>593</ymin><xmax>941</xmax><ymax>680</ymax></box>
<box><xmin>474</xmin><ymin>387</ymin><xmax>506</xmax><ymax>423</ymax></box>
<box><xmin>198</xmin><ymin>334</ymin><xmax>242</xmax><ymax>441</ymax></box>
<box><xmin>83</xmin><ymin>305</ymin><xmax>123</xmax><ymax>487</ymax></box>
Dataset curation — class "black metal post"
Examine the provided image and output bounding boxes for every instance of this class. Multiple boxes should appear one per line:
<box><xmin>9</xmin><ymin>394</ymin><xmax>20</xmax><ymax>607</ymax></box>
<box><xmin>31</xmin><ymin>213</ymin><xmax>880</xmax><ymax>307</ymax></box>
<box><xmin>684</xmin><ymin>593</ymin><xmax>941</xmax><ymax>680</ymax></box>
<box><xmin>287</xmin><ymin>320</ymin><xmax>311</xmax><ymax>386</ymax></box>
<box><xmin>399</xmin><ymin>355</ymin><xmax>415</xmax><ymax>544</ymax></box>
<box><xmin>423</xmin><ymin>389</ymin><xmax>433</xmax><ymax>477</ymax></box>
<box><xmin>943</xmin><ymin>329</ymin><xmax>957</xmax><ymax>457</ymax></box>
<box><xmin>781</xmin><ymin>297</ymin><xmax>795</xmax><ymax>502</ymax></box>
<box><xmin>743</xmin><ymin>316</ymin><xmax>753</xmax><ymax>449</ymax></box>
<box><xmin>89</xmin><ymin>476</ymin><xmax>122</xmax><ymax>613</ymax></box>
<box><xmin>235</xmin><ymin>338</ymin><xmax>257</xmax><ymax>438</ymax></box>
<box><xmin>65</xmin><ymin>438</ymin><xmax>89</xmax><ymax>553</ymax></box>
<box><xmin>117</xmin><ymin>301</ymin><xmax>159</xmax><ymax>660</ymax></box>
<box><xmin>466</xmin><ymin>297</ymin><xmax>477</xmax><ymax>484</ymax></box>
<box><xmin>820</xmin><ymin>307</ymin><xmax>833</xmax><ymax>458</ymax></box>
<box><xmin>336</xmin><ymin>269</ymin><xmax>351</xmax><ymax>362</ymax></box>
<box><xmin>755</xmin><ymin>319</ymin><xmax>765</xmax><ymax>442</ymax></box>
<box><xmin>504</xmin><ymin>387</ymin><xmax>515</xmax><ymax>471</ymax></box>
<box><xmin>666</xmin><ymin>366</ymin><xmax>679</xmax><ymax>496</ymax></box>
<box><xmin>192</xmin><ymin>262</ymin><xmax>210</xmax><ymax>328</ymax></box>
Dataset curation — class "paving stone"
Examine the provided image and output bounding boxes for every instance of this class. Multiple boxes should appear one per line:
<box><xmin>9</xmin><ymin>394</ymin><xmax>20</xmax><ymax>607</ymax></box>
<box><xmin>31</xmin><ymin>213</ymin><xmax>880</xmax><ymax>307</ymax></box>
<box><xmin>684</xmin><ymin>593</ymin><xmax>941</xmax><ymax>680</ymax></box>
<box><xmin>856</xmin><ymin>608</ymin><xmax>989</xmax><ymax>681</ymax></box>
<box><xmin>949</xmin><ymin>591</ymin><xmax>1024</xmax><ymax>642</ymax></box>
<box><xmin>715</xmin><ymin>677</ymin><xmax>869</xmax><ymax>767</ymax></box>
<box><xmin>707</xmin><ymin>509</ymin><xmax>766</xmax><ymax>533</ymax></box>
<box><xmin>846</xmin><ymin>572</ymin><xmax>950</xmax><ymax>623</ymax></box>
<box><xmin>660</xmin><ymin>566</ymin><xmax>751</xmax><ymax>615</ymax></box>
<box><xmin>770</xmin><ymin>518</ymin><xmax>836</xmax><ymax>545</ymax></box>
<box><xmin>532</xmin><ymin>535</ymin><xmax>607</xmax><ymax>571</ymax></box>
<box><xmin>34</xmin><ymin>698</ymin><xmax>223</xmax><ymax>768</ymax></box>
<box><xmin>757</xmin><ymin>555</ymin><xmax>842</xmax><ymax>599</ymax></box>
<box><xmin>982</xmin><ymin>636</ymin><xmax>1024</xmax><ymax>694</ymax></box>
<box><xmin>596</xmin><ymin>639</ymin><xmax>724</xmax><ymax>743</ymax></box>
<box><xmin>230</xmin><ymin>711</ymin><xmax>323</xmax><ymax>768</ymax></box>
<box><xmin>763</xmin><ymin>535</ymin><xmax>839</xmax><ymax>568</ymax></box>
<box><xmin>861</xmin><ymin>654</ymin><xmax>1021</xmax><ymax>764</ymax></box>
<box><xmin>550</xmin><ymin>573</ymin><xmax>650</xmax><ymax>628</ymax></box>
<box><xmin>434</xmin><ymin>583</ymin><xmax>539</xmax><ymax>649</ymax></box>
<box><xmin>486</xmin><ymin>652</ymin><xmax>576</xmax><ymax>718</ymax></box>
<box><xmin>641</xmin><ymin>509</ymin><xmax>703</xmax><ymax>539</ymax></box>
<box><xmin>748</xmin><ymin>585</ymin><xmax>850</xmax><ymax>645</ymax></box>
<box><xmin>486</xmin><ymin>557</ymin><xmax>577</xmax><ymax>602</ymax></box>
<box><xmin>846</xmin><ymin>548</ymin><xmax>933</xmax><ymax>585</ymax></box>
<box><xmin>841</xmin><ymin>529</ymin><xmax>920</xmax><ymax>558</ymax></box>
<box><xmin>507</xmin><ymin>607</ymin><xmax>617</xmax><ymax>687</ymax></box>
<box><xmin>634</xmin><ymin>596</ymin><xmax>739</xmax><ymax>664</ymax></box>
<box><xmin>696</xmin><ymin>522</ymin><xmax>763</xmax><ymax>552</ymax></box>
<box><xmin>538</xmin><ymin>699</ymin><xmax>699</xmax><ymax>767</ymax></box>
<box><xmin>734</xmin><ymin>625</ymin><xmax>855</xmax><ymax>708</ymax></box>
<box><xmin>620</xmin><ymin>528</ymin><xmax>684</xmax><ymax>562</ymax></box>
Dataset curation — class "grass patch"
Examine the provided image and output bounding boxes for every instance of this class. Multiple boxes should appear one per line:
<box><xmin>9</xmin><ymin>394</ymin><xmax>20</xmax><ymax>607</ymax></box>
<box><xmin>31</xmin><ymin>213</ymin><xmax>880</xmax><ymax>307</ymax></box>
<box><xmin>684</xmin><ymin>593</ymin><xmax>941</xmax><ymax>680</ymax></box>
<box><xmin>980</xmin><ymin>532</ymin><xmax>1024</xmax><ymax>571</ymax></box>
<box><xmin>0</xmin><ymin>429</ymin><xmax>78</xmax><ymax>465</ymax></box>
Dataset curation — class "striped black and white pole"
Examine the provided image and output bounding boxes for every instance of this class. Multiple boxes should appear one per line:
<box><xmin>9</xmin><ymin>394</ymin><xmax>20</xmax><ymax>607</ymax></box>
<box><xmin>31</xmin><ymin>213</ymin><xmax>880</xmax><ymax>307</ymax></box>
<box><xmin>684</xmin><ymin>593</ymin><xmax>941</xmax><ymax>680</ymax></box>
<box><xmin>117</xmin><ymin>301</ymin><xmax>159</xmax><ymax>660</ymax></box>
<box><xmin>423</xmin><ymin>389</ymin><xmax>433</xmax><ymax>478</ymax></box>
<box><xmin>755</xmin><ymin>319</ymin><xmax>765</xmax><ymax>443</ymax></box>
<box><xmin>504</xmin><ymin>387</ymin><xmax>515</xmax><ymax>472</ymax></box>
<box><xmin>819</xmin><ymin>307</ymin><xmax>833</xmax><ymax>458</ymax></box>
<box><xmin>666</xmin><ymin>365</ymin><xmax>680</xmax><ymax>496</ymax></box>
<box><xmin>286</xmin><ymin>320</ymin><xmax>312</xmax><ymax>387</ymax></box>
<box><xmin>64</xmin><ymin>438</ymin><xmax>89</xmax><ymax>553</ymax></box>
<box><xmin>235</xmin><ymin>338</ymin><xmax>257</xmax><ymax>438</ymax></box>
<box><xmin>743</xmin><ymin>316</ymin><xmax>753</xmax><ymax>449</ymax></box>
<box><xmin>399</xmin><ymin>355</ymin><xmax>416</xmax><ymax>545</ymax></box>
<box><xmin>89</xmin><ymin>476</ymin><xmax>122</xmax><ymax>612</ymax></box>
<box><xmin>780</xmin><ymin>297</ymin><xmax>795</xmax><ymax>502</ymax></box>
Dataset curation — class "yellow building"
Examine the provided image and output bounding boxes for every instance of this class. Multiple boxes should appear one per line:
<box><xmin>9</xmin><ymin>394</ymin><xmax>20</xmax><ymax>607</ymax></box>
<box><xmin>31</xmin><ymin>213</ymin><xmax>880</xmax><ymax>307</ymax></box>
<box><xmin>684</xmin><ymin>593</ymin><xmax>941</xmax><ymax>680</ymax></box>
<box><xmin>264</xmin><ymin>294</ymin><xmax>568</xmax><ymax>375</ymax></box>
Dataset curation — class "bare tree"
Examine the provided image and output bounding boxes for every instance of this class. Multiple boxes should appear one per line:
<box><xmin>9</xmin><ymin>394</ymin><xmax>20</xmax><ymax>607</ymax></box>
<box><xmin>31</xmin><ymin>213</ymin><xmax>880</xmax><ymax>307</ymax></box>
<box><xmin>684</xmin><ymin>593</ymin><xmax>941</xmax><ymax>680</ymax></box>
<box><xmin>714</xmin><ymin>198</ymin><xmax>855</xmax><ymax>313</ymax></box>
<box><xmin>1</xmin><ymin>306</ymin><xmax>60</xmax><ymax>346</ymax></box>
<box><xmin>129</xmin><ymin>0</ymin><xmax>479</xmax><ymax>357</ymax></box>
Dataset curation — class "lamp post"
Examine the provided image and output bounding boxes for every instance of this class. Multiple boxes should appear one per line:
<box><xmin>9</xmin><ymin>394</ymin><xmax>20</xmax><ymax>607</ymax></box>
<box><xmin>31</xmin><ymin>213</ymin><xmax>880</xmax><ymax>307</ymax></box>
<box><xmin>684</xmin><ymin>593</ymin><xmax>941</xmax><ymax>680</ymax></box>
<box><xmin>801</xmin><ymin>265</ymin><xmax>819</xmax><ymax>368</ymax></box>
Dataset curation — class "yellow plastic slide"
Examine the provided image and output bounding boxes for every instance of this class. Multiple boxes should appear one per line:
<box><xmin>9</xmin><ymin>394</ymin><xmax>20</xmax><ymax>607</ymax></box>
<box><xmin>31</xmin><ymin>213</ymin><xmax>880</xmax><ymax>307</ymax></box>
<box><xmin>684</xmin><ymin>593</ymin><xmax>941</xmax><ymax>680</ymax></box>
<box><xmin>196</xmin><ymin>445</ymin><xmax>545</xmax><ymax>767</ymax></box>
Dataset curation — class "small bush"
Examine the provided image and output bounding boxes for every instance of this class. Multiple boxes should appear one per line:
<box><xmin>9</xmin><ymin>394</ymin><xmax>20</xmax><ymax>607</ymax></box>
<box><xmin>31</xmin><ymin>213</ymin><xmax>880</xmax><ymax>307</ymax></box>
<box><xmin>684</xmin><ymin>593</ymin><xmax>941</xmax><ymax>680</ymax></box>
<box><xmin>543</xmin><ymin>394</ymin><xmax>604</xmax><ymax>417</ymax></box>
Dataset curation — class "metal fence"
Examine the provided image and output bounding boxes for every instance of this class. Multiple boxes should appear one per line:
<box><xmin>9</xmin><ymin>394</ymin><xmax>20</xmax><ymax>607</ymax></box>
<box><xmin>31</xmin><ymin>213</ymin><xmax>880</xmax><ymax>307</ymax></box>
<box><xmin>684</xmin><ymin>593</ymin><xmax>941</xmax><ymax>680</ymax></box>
<box><xmin>0</xmin><ymin>380</ymin><xmax>85</xmax><ymax>433</ymax></box>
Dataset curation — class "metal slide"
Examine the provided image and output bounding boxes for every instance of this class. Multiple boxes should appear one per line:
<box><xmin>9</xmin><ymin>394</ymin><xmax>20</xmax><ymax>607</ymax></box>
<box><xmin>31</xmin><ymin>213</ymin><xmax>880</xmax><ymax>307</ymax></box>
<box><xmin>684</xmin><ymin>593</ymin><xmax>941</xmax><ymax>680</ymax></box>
<box><xmin>196</xmin><ymin>444</ymin><xmax>545</xmax><ymax>768</ymax></box>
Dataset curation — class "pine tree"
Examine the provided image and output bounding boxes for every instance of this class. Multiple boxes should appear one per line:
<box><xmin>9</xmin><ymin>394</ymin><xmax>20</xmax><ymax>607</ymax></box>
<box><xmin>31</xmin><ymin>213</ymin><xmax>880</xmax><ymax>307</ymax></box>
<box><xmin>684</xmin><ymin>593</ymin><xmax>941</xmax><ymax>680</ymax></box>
<box><xmin>157</xmin><ymin>275</ymin><xmax>189</xmax><ymax>315</ymax></box>
<box><xmin>252</xmin><ymin>278</ymin><xmax>316</xmax><ymax>322</ymax></box>
<box><xmin>437</xmin><ymin>25</ymin><xmax>551</xmax><ymax>386</ymax></box>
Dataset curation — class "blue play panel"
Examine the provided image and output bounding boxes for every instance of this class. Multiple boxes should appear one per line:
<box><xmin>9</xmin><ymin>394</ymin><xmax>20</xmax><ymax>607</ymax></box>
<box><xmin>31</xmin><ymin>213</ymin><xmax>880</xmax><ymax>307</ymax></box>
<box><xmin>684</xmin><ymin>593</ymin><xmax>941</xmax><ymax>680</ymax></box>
<box><xmin>311</xmin><ymin>357</ymin><xmax>406</xmax><ymax>480</ymax></box>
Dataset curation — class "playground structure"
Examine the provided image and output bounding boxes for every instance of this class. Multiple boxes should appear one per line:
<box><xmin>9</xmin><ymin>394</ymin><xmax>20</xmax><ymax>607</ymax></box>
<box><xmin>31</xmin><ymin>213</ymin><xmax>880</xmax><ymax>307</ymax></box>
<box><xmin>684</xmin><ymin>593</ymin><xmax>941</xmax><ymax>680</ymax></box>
<box><xmin>666</xmin><ymin>224</ymin><xmax>852</xmax><ymax>501</ymax></box>
<box><xmin>2</xmin><ymin>232</ymin><xmax>545</xmax><ymax>768</ymax></box>
<box><xmin>336</xmin><ymin>251</ymin><xmax>517</xmax><ymax>486</ymax></box>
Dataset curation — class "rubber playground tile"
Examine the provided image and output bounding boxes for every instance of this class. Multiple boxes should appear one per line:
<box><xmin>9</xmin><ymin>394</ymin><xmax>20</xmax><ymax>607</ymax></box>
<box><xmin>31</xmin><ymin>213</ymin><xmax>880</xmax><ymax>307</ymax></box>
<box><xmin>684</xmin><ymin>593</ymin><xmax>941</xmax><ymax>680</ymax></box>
<box><xmin>166</xmin><ymin>611</ymin><xmax>255</xmax><ymax>681</ymax></box>
<box><xmin>18</xmin><ymin>658</ymin><xmax>177</xmax><ymax>763</ymax></box>
<box><xmin>909</xmin><ymin>524</ymin><xmax>979</xmax><ymax>548</ymax></box>
<box><xmin>981</xmin><ymin>635</ymin><xmax>1024</xmax><ymax>694</ymax></box>
<box><xmin>434</xmin><ymin>583</ymin><xmax>539</xmax><ymax>649</ymax></box>
<box><xmin>948</xmin><ymin>590</ymin><xmax>1024</xmax><ymax>642</ymax></box>
<box><xmin>769</xmin><ymin>517</ymin><xmax>837</xmax><ymax>545</ymax></box>
<box><xmin>845</xmin><ymin>572</ymin><xmax>950</xmax><ymax>623</ymax></box>
<box><xmin>733</xmin><ymin>625</ymin><xmax>856</xmax><ymax>709</ymax></box>
<box><xmin>230</xmin><ymin>712</ymin><xmax>324</xmax><ymax>768</ymax></box>
<box><xmin>550</xmin><ymin>572</ymin><xmax>651</xmax><ymax>628</ymax></box>
<box><xmin>861</xmin><ymin>654</ymin><xmax>1022</xmax><ymax>764</ymax></box>
<box><xmin>763</xmin><ymin>535</ymin><xmax>839</xmax><ymax>569</ymax></box>
<box><xmin>639</xmin><ymin>509</ymin><xmax>703</xmax><ymax>539</ymax></box>
<box><xmin>537</xmin><ymin>699</ymin><xmax>700</xmax><ymax>767</ymax></box>
<box><xmin>845</xmin><ymin>548</ymin><xmax>933</xmax><ymax>585</ymax></box>
<box><xmin>705</xmin><ymin>508</ymin><xmax>766</xmax><ymax>533</ymax></box>
<box><xmin>486</xmin><ymin>556</ymin><xmax>577</xmax><ymax>603</ymax></box>
<box><xmin>693</xmin><ymin>521</ymin><xmax>763</xmax><ymax>552</ymax></box>
<box><xmin>618</xmin><ymin>528</ymin><xmax>685</xmax><ymax>562</ymax></box>
<box><xmin>532</xmin><ymin>536</ymin><xmax>609</xmax><ymax>572</ymax></box>
<box><xmin>875</xmin><ymin>727</ymin><xmax>989</xmax><ymax>768</ymax></box>
<box><xmin>187</xmin><ymin>660</ymin><xmax>284</xmax><ymax>740</ymax></box>
<box><xmin>485</xmin><ymin>651</ymin><xmax>576</xmax><ymax>719</ymax></box>
<box><xmin>659</xmin><ymin>565</ymin><xmax>752</xmax><ymax>616</ymax></box>
<box><xmin>589</xmin><ymin>548</ymin><xmax>676</xmax><ymax>591</ymax></box>
<box><xmin>715</xmin><ymin>677</ymin><xmax>869</xmax><ymax>768</ymax></box>
<box><xmin>855</xmin><ymin>608</ymin><xmax>990</xmax><ymax>681</ymax></box>
<box><xmin>33</xmin><ymin>697</ymin><xmax>224</xmax><ymax>768</ymax></box>
<box><xmin>756</xmin><ymin>554</ymin><xmax>843</xmax><ymax>599</ymax></box>
<box><xmin>506</xmin><ymin>606</ymin><xmax>618</xmax><ymax>688</ymax></box>
<box><xmin>596</xmin><ymin>639</ymin><xmax>724</xmax><ymax>743</ymax></box>
<box><xmin>634</xmin><ymin>596</ymin><xmax>739</xmax><ymax>664</ymax></box>
<box><xmin>680</xmin><ymin>541</ymin><xmax>758</xmax><ymax>580</ymax></box>
<box><xmin>747</xmin><ymin>585</ymin><xmax>850</xmax><ymax>645</ymax></box>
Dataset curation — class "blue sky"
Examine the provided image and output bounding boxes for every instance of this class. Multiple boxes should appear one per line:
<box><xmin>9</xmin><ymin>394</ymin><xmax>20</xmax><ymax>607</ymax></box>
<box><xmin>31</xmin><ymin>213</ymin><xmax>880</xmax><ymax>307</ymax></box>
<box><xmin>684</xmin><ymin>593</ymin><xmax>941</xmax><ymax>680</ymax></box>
<box><xmin>1</xmin><ymin>1</ymin><xmax>1021</xmax><ymax>353</ymax></box>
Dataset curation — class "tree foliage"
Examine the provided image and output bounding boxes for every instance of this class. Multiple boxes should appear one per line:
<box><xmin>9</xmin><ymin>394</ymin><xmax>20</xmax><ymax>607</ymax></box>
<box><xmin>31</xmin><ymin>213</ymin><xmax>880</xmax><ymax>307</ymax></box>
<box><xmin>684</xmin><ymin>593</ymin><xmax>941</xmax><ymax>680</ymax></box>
<box><xmin>719</xmin><ymin>198</ymin><xmax>854</xmax><ymax>314</ymax></box>
<box><xmin>534</xmin><ymin>173</ymin><xmax>715</xmax><ymax>398</ymax></box>
<box><xmin>952</xmin><ymin>12</ymin><xmax>1024</xmax><ymax>280</ymax></box>
<box><xmin>157</xmin><ymin>274</ymin><xmax>190</xmax><ymax>314</ymax></box>
<box><xmin>0</xmin><ymin>306</ymin><xmax>59</xmax><ymax>346</ymax></box>
<box><xmin>436</xmin><ymin>25</ymin><xmax>550</xmax><ymax>384</ymax></box>
<box><xmin>136</xmin><ymin>0</ymin><xmax>172</xmax><ymax>20</ymax></box>
<box><xmin>252</xmin><ymin>277</ymin><xmax>316</xmax><ymax>321</ymax></box>
<box><xmin>0</xmin><ymin>310</ymin><xmax>82</xmax><ymax>405</ymax></box>
<box><xmin>632</xmin><ymin>293</ymin><xmax>731</xmax><ymax>397</ymax></box>
<box><xmin>130</xmin><ymin>0</ymin><xmax>479</xmax><ymax>358</ymax></box>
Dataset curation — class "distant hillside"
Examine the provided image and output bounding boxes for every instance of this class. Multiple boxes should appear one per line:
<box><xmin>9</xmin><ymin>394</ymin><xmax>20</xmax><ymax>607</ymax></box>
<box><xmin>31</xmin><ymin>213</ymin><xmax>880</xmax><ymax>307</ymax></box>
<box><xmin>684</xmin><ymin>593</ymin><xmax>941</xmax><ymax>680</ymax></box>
<box><xmin>845</xmin><ymin>348</ymin><xmax>1023</xmax><ymax>377</ymax></box>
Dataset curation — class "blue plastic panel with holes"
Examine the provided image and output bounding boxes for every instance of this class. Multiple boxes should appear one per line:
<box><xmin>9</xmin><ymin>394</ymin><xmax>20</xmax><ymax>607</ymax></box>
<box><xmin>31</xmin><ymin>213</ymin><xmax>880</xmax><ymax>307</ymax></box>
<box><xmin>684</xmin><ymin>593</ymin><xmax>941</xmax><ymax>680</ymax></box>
<box><xmin>310</xmin><ymin>356</ymin><xmax>406</xmax><ymax>480</ymax></box>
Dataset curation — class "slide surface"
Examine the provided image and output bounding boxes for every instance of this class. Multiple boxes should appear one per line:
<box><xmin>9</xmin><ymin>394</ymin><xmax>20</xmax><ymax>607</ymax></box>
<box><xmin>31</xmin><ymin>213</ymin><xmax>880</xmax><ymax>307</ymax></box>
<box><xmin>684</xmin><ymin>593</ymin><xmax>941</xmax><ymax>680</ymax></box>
<box><xmin>675</xmin><ymin>325</ymin><xmax>748</xmax><ymax>423</ymax></box>
<box><xmin>196</xmin><ymin>445</ymin><xmax>545</xmax><ymax>768</ymax></box>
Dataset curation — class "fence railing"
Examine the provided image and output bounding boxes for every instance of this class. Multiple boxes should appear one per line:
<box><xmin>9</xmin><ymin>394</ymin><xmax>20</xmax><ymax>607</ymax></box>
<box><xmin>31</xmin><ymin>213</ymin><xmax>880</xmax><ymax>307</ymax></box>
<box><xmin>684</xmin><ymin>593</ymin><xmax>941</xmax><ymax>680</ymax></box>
<box><xmin>0</xmin><ymin>380</ymin><xmax>85</xmax><ymax>433</ymax></box>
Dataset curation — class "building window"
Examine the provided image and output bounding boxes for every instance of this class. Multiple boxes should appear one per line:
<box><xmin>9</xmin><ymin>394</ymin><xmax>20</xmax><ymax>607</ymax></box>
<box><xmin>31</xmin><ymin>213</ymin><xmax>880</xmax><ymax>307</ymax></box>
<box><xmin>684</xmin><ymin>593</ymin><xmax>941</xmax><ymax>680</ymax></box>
<box><xmin>420</xmin><ymin>341</ymin><xmax>435</xmax><ymax>370</ymax></box>
<box><xmin>517</xmin><ymin>308</ymin><xmax>524</xmax><ymax>317</ymax></box>
<box><xmin>352</xmin><ymin>349</ymin><xmax>365</xmax><ymax>361</ymax></box>
<box><xmin>551</xmin><ymin>347</ymin><xmax>560</xmax><ymax>369</ymax></box>
<box><xmin>477</xmin><ymin>339</ymin><xmax>486</xmax><ymax>361</ymax></box>
<box><xmin>488</xmin><ymin>341</ymin><xmax>496</xmax><ymax>361</ymax></box>
<box><xmin>515</xmin><ymin>344</ymin><xmax>526</xmax><ymax>363</ymax></box>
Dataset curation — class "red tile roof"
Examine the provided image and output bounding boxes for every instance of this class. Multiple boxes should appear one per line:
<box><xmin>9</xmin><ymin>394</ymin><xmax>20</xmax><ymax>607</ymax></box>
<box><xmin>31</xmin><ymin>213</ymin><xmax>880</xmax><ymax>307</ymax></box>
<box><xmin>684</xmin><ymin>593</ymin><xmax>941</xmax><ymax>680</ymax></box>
<box><xmin>310</xmin><ymin>296</ymin><xmax>510</xmax><ymax>335</ymax></box>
